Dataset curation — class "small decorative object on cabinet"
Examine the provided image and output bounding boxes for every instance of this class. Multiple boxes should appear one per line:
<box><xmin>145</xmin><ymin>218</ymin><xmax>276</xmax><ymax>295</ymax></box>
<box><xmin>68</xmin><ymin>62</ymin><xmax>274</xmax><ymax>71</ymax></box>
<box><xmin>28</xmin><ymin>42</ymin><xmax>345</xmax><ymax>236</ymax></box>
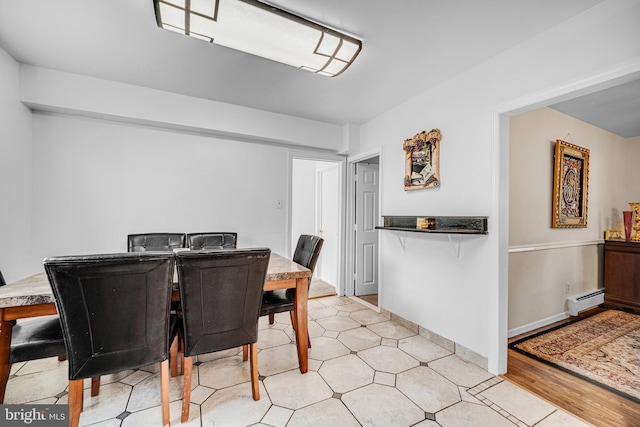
<box><xmin>403</xmin><ymin>128</ymin><xmax>441</xmax><ymax>191</ymax></box>
<box><xmin>551</xmin><ymin>139</ymin><xmax>589</xmax><ymax>228</ymax></box>
<box><xmin>629</xmin><ymin>202</ymin><xmax>640</xmax><ymax>242</ymax></box>
<box><xmin>623</xmin><ymin>210</ymin><xmax>634</xmax><ymax>241</ymax></box>
<box><xmin>604</xmin><ymin>229</ymin><xmax>624</xmax><ymax>240</ymax></box>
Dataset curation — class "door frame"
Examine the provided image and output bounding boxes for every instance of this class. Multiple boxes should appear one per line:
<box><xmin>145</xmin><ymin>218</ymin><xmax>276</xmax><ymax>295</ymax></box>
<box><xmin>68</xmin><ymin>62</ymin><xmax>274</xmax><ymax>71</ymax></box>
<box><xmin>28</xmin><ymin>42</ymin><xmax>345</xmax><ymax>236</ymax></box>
<box><xmin>346</xmin><ymin>148</ymin><xmax>382</xmax><ymax>298</ymax></box>
<box><xmin>288</xmin><ymin>151</ymin><xmax>346</xmax><ymax>295</ymax></box>
<box><xmin>492</xmin><ymin>64</ymin><xmax>640</xmax><ymax>374</ymax></box>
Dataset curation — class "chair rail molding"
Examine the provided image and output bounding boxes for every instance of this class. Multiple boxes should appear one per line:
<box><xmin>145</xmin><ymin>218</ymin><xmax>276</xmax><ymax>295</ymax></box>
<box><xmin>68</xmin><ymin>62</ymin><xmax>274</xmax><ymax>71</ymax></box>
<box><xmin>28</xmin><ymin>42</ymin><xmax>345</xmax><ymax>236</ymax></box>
<box><xmin>508</xmin><ymin>239</ymin><xmax>604</xmax><ymax>253</ymax></box>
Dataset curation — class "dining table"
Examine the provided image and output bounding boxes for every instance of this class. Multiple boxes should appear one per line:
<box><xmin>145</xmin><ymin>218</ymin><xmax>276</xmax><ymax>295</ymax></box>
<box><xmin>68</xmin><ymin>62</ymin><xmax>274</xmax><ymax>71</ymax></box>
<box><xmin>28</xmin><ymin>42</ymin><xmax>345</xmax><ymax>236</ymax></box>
<box><xmin>0</xmin><ymin>252</ymin><xmax>311</xmax><ymax>403</ymax></box>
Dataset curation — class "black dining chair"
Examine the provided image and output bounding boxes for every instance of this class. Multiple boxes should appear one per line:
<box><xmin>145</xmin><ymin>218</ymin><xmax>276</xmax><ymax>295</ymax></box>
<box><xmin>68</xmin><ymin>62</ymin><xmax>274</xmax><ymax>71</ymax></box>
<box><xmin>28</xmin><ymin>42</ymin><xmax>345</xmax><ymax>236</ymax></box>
<box><xmin>127</xmin><ymin>233</ymin><xmax>186</xmax><ymax>252</ymax></box>
<box><xmin>128</xmin><ymin>233</ymin><xmax>186</xmax><ymax>316</ymax></box>
<box><xmin>168</xmin><ymin>230</ymin><xmax>238</xmax><ymax>377</ymax></box>
<box><xmin>186</xmin><ymin>232</ymin><xmax>237</xmax><ymax>250</ymax></box>
<box><xmin>0</xmin><ymin>269</ymin><xmax>66</xmax><ymax>404</ymax></box>
<box><xmin>174</xmin><ymin>248</ymin><xmax>270</xmax><ymax>423</ymax></box>
<box><xmin>262</xmin><ymin>235</ymin><xmax>323</xmax><ymax>346</ymax></box>
<box><xmin>44</xmin><ymin>252</ymin><xmax>175</xmax><ymax>427</ymax></box>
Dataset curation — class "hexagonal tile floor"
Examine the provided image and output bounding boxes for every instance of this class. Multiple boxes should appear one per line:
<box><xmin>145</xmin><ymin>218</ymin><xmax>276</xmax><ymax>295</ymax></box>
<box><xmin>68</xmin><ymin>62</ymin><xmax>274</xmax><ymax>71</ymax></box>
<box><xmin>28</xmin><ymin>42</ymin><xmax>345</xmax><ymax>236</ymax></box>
<box><xmin>5</xmin><ymin>296</ymin><xmax>591</xmax><ymax>427</ymax></box>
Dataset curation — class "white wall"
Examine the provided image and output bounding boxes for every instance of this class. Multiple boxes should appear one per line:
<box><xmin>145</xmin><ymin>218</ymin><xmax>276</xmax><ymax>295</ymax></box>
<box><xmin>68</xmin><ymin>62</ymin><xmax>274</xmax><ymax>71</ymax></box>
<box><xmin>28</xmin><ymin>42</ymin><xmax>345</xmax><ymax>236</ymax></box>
<box><xmin>19</xmin><ymin>65</ymin><xmax>344</xmax><ymax>152</ymax></box>
<box><xmin>291</xmin><ymin>159</ymin><xmax>317</xmax><ymax>251</ymax></box>
<box><xmin>26</xmin><ymin>112</ymin><xmax>292</xmax><ymax>270</ymax></box>
<box><xmin>508</xmin><ymin>107</ymin><xmax>635</xmax><ymax>332</ymax></box>
<box><xmin>358</xmin><ymin>0</ymin><xmax>640</xmax><ymax>373</ymax></box>
<box><xmin>0</xmin><ymin>48</ymin><xmax>33</xmax><ymax>282</ymax></box>
<box><xmin>2</xmin><ymin>51</ymin><xmax>347</xmax><ymax>281</ymax></box>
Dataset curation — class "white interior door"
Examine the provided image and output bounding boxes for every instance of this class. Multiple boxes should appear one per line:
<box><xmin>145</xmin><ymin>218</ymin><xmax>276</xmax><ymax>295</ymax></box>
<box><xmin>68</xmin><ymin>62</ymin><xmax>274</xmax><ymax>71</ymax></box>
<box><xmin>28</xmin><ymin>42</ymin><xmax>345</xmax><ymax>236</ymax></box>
<box><xmin>316</xmin><ymin>165</ymin><xmax>339</xmax><ymax>285</ymax></box>
<box><xmin>355</xmin><ymin>162</ymin><xmax>379</xmax><ymax>296</ymax></box>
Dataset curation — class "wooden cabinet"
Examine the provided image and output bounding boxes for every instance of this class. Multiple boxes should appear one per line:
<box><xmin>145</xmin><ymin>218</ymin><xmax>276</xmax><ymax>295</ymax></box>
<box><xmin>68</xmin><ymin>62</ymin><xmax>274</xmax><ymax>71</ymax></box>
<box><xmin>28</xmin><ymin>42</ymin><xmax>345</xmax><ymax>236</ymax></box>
<box><xmin>604</xmin><ymin>240</ymin><xmax>640</xmax><ymax>312</ymax></box>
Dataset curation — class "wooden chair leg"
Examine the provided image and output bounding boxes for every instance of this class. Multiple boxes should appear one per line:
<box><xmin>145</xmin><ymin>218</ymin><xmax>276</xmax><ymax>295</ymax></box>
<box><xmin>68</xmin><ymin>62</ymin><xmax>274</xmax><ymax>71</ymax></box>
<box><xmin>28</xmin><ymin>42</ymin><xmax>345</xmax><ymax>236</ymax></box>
<box><xmin>268</xmin><ymin>314</ymin><xmax>275</xmax><ymax>324</ymax></box>
<box><xmin>180</xmin><ymin>336</ymin><xmax>185</xmax><ymax>375</ymax></box>
<box><xmin>249</xmin><ymin>343</ymin><xmax>260</xmax><ymax>401</ymax></box>
<box><xmin>90</xmin><ymin>376</ymin><xmax>100</xmax><ymax>396</ymax></box>
<box><xmin>242</xmin><ymin>344</ymin><xmax>248</xmax><ymax>361</ymax></box>
<box><xmin>160</xmin><ymin>359</ymin><xmax>170</xmax><ymax>427</ymax></box>
<box><xmin>289</xmin><ymin>311</ymin><xmax>297</xmax><ymax>331</ymax></box>
<box><xmin>289</xmin><ymin>311</ymin><xmax>311</xmax><ymax>348</ymax></box>
<box><xmin>170</xmin><ymin>334</ymin><xmax>179</xmax><ymax>377</ymax></box>
<box><xmin>68</xmin><ymin>379</ymin><xmax>83</xmax><ymax>427</ymax></box>
<box><xmin>0</xmin><ymin>319</ymin><xmax>13</xmax><ymax>404</ymax></box>
<box><xmin>181</xmin><ymin>356</ymin><xmax>193</xmax><ymax>423</ymax></box>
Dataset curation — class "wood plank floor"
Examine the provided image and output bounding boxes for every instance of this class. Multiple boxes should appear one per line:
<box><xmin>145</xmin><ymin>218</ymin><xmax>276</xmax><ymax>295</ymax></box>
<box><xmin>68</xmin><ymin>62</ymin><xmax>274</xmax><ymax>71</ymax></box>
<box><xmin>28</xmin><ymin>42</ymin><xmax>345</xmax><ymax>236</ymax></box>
<box><xmin>355</xmin><ymin>293</ymin><xmax>378</xmax><ymax>306</ymax></box>
<box><xmin>503</xmin><ymin>309</ymin><xmax>640</xmax><ymax>427</ymax></box>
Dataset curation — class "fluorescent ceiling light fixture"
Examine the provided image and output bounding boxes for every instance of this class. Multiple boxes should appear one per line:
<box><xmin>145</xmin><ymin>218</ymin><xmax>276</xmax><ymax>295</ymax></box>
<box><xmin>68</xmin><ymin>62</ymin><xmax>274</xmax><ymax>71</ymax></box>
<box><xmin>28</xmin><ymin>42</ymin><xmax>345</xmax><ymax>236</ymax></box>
<box><xmin>153</xmin><ymin>0</ymin><xmax>362</xmax><ymax>77</ymax></box>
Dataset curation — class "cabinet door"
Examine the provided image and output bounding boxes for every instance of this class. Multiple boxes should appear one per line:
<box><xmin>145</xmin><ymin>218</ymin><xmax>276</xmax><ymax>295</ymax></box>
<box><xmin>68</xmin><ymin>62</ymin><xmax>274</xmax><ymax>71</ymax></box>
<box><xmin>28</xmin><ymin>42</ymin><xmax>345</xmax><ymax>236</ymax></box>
<box><xmin>604</xmin><ymin>242</ymin><xmax>640</xmax><ymax>311</ymax></box>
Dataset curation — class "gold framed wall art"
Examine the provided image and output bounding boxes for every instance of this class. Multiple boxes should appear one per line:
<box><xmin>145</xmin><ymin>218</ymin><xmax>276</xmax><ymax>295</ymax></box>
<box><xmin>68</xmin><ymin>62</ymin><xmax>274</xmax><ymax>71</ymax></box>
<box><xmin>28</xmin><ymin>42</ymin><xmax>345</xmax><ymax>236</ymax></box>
<box><xmin>403</xmin><ymin>128</ymin><xmax>441</xmax><ymax>191</ymax></box>
<box><xmin>552</xmin><ymin>139</ymin><xmax>589</xmax><ymax>228</ymax></box>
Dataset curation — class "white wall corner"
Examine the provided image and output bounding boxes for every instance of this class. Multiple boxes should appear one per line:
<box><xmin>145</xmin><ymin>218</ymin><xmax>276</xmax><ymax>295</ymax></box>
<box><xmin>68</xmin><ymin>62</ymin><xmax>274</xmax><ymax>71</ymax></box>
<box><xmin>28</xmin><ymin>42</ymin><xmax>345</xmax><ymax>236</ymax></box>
<box><xmin>338</xmin><ymin>122</ymin><xmax>360</xmax><ymax>155</ymax></box>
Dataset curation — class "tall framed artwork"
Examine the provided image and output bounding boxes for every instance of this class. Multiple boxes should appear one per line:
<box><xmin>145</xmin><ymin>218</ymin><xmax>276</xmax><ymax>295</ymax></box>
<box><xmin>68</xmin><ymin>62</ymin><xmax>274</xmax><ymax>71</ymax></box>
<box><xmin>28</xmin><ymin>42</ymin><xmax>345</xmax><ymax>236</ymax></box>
<box><xmin>552</xmin><ymin>139</ymin><xmax>589</xmax><ymax>228</ymax></box>
<box><xmin>403</xmin><ymin>128</ymin><xmax>441</xmax><ymax>191</ymax></box>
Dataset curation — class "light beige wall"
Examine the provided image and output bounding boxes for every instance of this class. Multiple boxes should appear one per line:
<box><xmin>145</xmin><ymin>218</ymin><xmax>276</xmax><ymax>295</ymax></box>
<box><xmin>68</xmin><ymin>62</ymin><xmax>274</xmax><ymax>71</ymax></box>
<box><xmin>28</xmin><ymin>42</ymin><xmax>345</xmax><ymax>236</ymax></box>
<box><xmin>626</xmin><ymin>136</ymin><xmax>640</xmax><ymax>190</ymax></box>
<box><xmin>508</xmin><ymin>107</ymin><xmax>635</xmax><ymax>333</ymax></box>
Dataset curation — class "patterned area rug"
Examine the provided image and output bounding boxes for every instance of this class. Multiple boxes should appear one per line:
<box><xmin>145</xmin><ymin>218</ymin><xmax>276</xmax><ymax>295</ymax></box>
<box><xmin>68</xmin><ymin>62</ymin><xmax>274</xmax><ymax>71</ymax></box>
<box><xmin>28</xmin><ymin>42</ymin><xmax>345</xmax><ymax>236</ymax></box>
<box><xmin>511</xmin><ymin>310</ymin><xmax>640</xmax><ymax>402</ymax></box>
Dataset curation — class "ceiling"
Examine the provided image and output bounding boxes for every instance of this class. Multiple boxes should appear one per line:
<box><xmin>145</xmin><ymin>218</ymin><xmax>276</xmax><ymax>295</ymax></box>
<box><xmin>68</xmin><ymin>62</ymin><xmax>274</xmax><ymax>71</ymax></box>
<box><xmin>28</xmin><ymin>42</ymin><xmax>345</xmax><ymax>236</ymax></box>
<box><xmin>548</xmin><ymin>79</ymin><xmax>640</xmax><ymax>138</ymax></box>
<box><xmin>0</xmin><ymin>0</ymin><xmax>636</xmax><ymax>136</ymax></box>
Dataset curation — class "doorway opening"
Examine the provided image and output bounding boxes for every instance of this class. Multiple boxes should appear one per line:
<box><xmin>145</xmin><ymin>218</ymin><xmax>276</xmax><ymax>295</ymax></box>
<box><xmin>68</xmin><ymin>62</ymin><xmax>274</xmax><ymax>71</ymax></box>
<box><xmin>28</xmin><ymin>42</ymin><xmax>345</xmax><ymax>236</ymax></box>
<box><xmin>291</xmin><ymin>158</ymin><xmax>342</xmax><ymax>298</ymax></box>
<box><xmin>495</xmin><ymin>69</ymin><xmax>640</xmax><ymax>374</ymax></box>
<box><xmin>347</xmin><ymin>152</ymin><xmax>380</xmax><ymax>309</ymax></box>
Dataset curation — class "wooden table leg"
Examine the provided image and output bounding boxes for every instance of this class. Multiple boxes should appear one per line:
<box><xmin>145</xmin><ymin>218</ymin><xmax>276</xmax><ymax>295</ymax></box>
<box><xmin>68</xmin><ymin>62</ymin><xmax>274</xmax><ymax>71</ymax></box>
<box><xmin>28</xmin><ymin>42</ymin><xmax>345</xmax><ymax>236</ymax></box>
<box><xmin>294</xmin><ymin>277</ymin><xmax>308</xmax><ymax>373</ymax></box>
<box><xmin>0</xmin><ymin>316</ymin><xmax>13</xmax><ymax>404</ymax></box>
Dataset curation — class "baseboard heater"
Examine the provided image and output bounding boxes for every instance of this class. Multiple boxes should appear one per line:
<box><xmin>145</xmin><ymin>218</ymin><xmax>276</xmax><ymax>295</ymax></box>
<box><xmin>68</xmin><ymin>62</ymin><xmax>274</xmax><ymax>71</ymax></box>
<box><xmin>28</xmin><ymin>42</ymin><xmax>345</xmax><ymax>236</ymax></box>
<box><xmin>567</xmin><ymin>288</ymin><xmax>604</xmax><ymax>316</ymax></box>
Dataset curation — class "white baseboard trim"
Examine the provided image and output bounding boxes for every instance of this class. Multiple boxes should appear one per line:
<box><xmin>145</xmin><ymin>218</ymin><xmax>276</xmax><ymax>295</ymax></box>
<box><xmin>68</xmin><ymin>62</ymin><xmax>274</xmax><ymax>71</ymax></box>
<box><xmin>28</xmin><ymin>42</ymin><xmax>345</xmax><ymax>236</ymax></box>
<box><xmin>508</xmin><ymin>312</ymin><xmax>571</xmax><ymax>338</ymax></box>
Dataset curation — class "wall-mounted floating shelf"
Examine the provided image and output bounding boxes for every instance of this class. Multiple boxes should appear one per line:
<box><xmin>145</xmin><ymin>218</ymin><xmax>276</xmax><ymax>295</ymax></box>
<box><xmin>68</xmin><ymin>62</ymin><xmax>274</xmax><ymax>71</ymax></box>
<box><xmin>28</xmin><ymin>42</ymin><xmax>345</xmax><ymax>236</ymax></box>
<box><xmin>375</xmin><ymin>216</ymin><xmax>488</xmax><ymax>235</ymax></box>
<box><xmin>375</xmin><ymin>216</ymin><xmax>488</xmax><ymax>257</ymax></box>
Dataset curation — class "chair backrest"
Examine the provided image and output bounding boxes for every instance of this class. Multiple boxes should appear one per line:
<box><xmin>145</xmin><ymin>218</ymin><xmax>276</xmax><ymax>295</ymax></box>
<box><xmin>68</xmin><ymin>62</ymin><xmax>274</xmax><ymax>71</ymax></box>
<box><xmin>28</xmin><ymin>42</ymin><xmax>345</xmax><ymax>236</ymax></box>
<box><xmin>176</xmin><ymin>248</ymin><xmax>270</xmax><ymax>357</ymax></box>
<box><xmin>127</xmin><ymin>233</ymin><xmax>185</xmax><ymax>252</ymax></box>
<box><xmin>186</xmin><ymin>232</ymin><xmax>237</xmax><ymax>250</ymax></box>
<box><xmin>44</xmin><ymin>252</ymin><xmax>175</xmax><ymax>380</ymax></box>
<box><xmin>293</xmin><ymin>235</ymin><xmax>324</xmax><ymax>285</ymax></box>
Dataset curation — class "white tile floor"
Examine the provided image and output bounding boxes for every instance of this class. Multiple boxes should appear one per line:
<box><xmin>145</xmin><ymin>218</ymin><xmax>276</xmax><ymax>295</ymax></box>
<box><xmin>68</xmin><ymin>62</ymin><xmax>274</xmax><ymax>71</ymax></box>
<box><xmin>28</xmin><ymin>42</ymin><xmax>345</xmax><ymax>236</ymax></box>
<box><xmin>5</xmin><ymin>296</ymin><xmax>591</xmax><ymax>427</ymax></box>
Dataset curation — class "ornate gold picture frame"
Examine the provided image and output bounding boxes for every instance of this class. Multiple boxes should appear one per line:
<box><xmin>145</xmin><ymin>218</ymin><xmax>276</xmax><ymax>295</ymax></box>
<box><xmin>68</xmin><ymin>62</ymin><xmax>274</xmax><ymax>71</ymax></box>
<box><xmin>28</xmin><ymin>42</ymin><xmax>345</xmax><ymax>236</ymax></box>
<box><xmin>403</xmin><ymin>128</ymin><xmax>441</xmax><ymax>191</ymax></box>
<box><xmin>552</xmin><ymin>139</ymin><xmax>589</xmax><ymax>228</ymax></box>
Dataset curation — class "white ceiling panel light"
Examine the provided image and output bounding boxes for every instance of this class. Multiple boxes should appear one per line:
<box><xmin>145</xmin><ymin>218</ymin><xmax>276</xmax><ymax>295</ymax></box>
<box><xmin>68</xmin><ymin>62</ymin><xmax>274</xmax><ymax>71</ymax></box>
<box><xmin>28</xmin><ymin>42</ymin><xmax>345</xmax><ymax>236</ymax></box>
<box><xmin>153</xmin><ymin>0</ymin><xmax>362</xmax><ymax>77</ymax></box>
